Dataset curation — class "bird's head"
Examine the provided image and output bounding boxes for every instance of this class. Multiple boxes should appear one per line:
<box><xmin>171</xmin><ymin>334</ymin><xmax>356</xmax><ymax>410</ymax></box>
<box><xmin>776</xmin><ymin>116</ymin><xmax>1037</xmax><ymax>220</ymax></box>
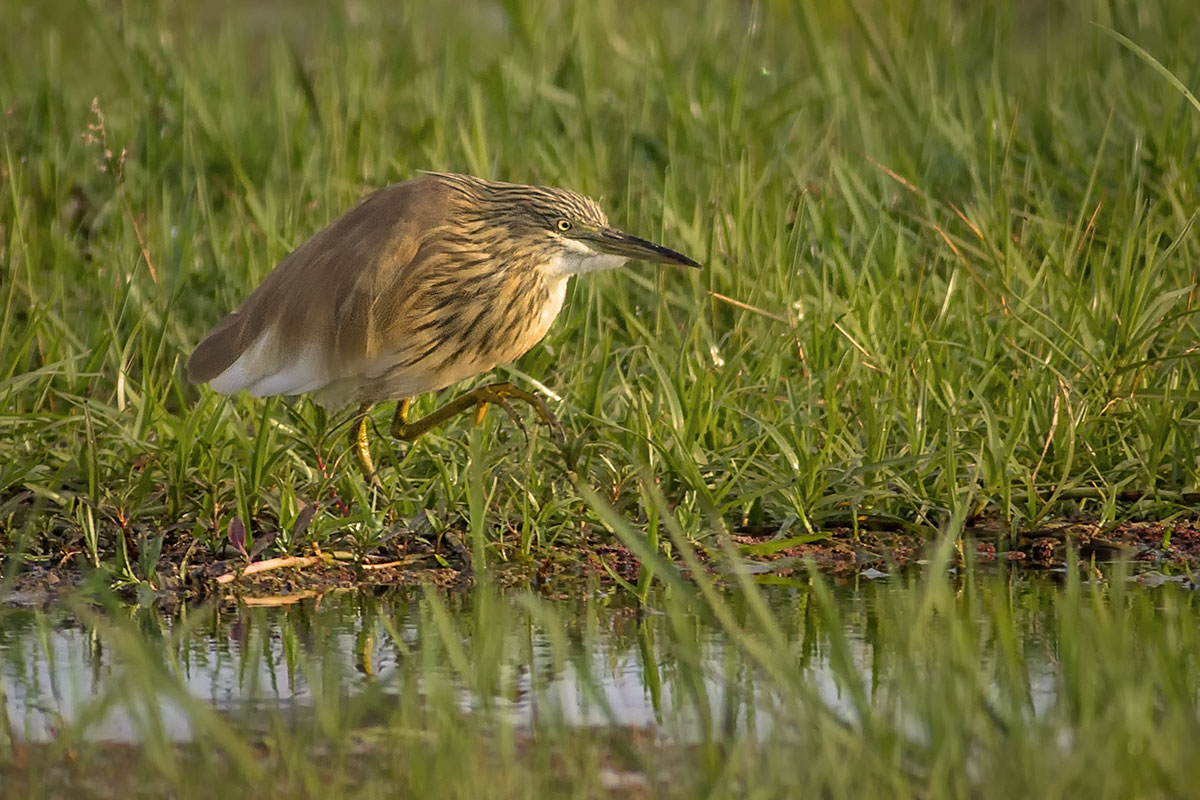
<box><xmin>438</xmin><ymin>173</ymin><xmax>702</xmax><ymax>279</ymax></box>
<box><xmin>534</xmin><ymin>187</ymin><xmax>702</xmax><ymax>278</ymax></box>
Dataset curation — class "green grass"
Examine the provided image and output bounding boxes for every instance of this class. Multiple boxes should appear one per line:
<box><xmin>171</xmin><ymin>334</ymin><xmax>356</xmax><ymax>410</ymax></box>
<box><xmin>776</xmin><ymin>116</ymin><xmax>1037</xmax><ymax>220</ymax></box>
<box><xmin>2</xmin><ymin>0</ymin><xmax>1200</xmax><ymax>582</ymax></box>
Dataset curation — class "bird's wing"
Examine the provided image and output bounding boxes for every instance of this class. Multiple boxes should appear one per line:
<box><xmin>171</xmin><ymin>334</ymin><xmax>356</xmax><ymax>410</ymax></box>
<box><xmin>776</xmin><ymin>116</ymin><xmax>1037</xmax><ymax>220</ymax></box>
<box><xmin>187</xmin><ymin>177</ymin><xmax>456</xmax><ymax>405</ymax></box>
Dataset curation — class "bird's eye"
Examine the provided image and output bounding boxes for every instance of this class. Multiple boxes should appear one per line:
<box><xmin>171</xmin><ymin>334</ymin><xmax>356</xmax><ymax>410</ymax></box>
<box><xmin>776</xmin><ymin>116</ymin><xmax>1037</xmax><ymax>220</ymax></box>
<box><xmin>556</xmin><ymin>219</ymin><xmax>572</xmax><ymax>232</ymax></box>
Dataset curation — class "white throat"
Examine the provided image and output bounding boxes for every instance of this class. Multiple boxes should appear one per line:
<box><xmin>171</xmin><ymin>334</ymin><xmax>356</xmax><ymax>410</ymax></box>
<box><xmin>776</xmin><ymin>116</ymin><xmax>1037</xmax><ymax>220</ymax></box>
<box><xmin>543</xmin><ymin>239</ymin><xmax>627</xmax><ymax>279</ymax></box>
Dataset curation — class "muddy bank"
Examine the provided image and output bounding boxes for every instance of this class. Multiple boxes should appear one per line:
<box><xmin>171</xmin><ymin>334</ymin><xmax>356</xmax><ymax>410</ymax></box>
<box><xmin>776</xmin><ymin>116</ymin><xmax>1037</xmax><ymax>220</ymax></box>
<box><xmin>4</xmin><ymin>516</ymin><xmax>1198</xmax><ymax>608</ymax></box>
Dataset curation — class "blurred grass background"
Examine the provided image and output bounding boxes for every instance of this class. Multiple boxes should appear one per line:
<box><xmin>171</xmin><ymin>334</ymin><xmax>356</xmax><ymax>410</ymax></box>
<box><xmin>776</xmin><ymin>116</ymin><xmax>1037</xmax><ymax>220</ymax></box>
<box><xmin>2</xmin><ymin>0</ymin><xmax>1199</xmax><ymax>580</ymax></box>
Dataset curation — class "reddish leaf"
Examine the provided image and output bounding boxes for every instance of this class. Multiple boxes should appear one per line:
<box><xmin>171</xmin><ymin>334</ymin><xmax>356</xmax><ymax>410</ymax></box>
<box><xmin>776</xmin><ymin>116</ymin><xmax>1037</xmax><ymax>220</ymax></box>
<box><xmin>227</xmin><ymin>516</ymin><xmax>247</xmax><ymax>559</ymax></box>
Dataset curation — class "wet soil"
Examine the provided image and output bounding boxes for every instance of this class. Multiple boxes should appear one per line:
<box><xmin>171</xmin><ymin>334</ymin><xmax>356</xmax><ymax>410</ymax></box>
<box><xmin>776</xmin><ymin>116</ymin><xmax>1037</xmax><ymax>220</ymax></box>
<box><xmin>0</xmin><ymin>725</ymin><xmax>674</xmax><ymax>800</ymax></box>
<box><xmin>4</xmin><ymin>517</ymin><xmax>1198</xmax><ymax>606</ymax></box>
<box><xmin>728</xmin><ymin>518</ymin><xmax>1200</xmax><ymax>576</ymax></box>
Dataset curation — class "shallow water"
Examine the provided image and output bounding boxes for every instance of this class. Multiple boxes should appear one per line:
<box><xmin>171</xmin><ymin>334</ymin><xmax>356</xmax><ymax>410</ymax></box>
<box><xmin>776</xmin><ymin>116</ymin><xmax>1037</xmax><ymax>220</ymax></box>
<box><xmin>0</xmin><ymin>572</ymin><xmax>1083</xmax><ymax>746</ymax></box>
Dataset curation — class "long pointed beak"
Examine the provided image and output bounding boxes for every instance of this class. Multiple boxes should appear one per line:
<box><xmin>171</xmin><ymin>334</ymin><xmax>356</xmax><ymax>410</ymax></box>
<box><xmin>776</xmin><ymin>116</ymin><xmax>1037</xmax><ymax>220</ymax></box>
<box><xmin>589</xmin><ymin>227</ymin><xmax>702</xmax><ymax>269</ymax></box>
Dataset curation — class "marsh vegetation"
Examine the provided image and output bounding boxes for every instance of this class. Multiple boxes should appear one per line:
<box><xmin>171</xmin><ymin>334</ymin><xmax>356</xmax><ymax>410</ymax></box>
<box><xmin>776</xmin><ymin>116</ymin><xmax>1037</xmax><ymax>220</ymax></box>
<box><xmin>3</xmin><ymin>0</ymin><xmax>1200</xmax><ymax>795</ymax></box>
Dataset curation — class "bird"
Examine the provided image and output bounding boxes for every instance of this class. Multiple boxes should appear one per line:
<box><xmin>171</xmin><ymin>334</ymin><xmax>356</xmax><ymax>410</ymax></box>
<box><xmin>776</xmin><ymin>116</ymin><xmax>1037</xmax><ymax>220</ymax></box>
<box><xmin>187</xmin><ymin>172</ymin><xmax>701</xmax><ymax>479</ymax></box>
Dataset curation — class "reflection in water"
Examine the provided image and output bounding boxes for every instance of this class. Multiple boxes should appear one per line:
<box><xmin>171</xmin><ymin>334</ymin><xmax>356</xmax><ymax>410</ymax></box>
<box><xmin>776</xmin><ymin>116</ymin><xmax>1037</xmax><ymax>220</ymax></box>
<box><xmin>0</xmin><ymin>577</ymin><xmax>1067</xmax><ymax>743</ymax></box>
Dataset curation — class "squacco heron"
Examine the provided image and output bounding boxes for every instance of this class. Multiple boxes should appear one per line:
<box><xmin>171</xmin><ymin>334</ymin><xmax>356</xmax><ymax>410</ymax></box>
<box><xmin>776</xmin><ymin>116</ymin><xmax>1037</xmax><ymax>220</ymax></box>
<box><xmin>187</xmin><ymin>172</ymin><xmax>700</xmax><ymax>479</ymax></box>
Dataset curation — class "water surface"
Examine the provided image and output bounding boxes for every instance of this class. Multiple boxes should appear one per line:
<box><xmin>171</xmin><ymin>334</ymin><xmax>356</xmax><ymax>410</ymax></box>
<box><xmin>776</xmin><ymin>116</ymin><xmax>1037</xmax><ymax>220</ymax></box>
<box><xmin>0</xmin><ymin>573</ymin><xmax>1085</xmax><ymax>745</ymax></box>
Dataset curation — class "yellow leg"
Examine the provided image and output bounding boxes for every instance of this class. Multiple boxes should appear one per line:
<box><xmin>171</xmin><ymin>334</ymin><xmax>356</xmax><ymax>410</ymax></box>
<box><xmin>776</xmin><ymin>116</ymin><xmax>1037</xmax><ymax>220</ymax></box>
<box><xmin>390</xmin><ymin>382</ymin><xmax>562</xmax><ymax>444</ymax></box>
<box><xmin>350</xmin><ymin>403</ymin><xmax>378</xmax><ymax>482</ymax></box>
